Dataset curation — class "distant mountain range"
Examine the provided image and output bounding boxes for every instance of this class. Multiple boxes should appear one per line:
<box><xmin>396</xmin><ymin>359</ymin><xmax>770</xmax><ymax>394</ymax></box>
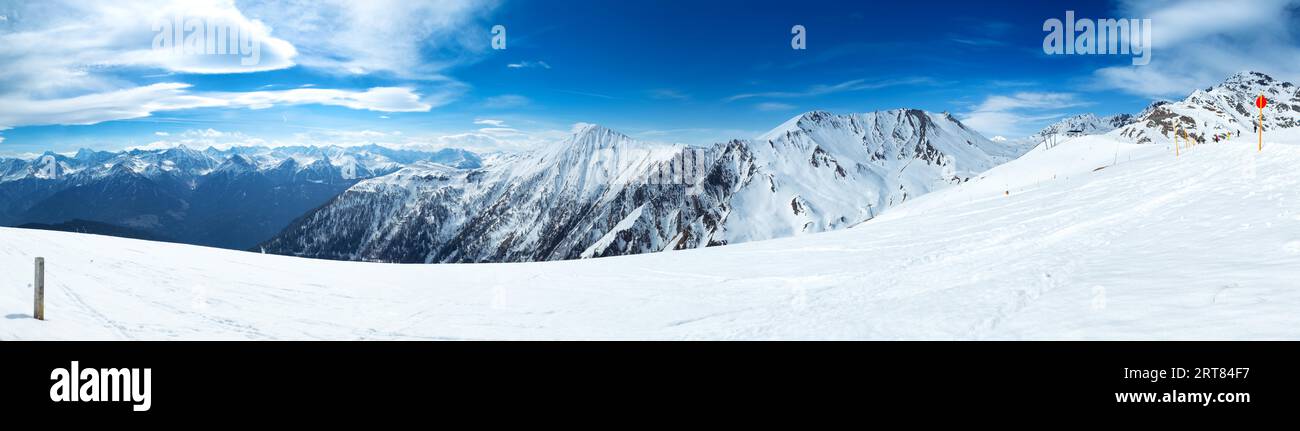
<box><xmin>261</xmin><ymin>109</ymin><xmax>1025</xmax><ymax>263</ymax></box>
<box><xmin>1113</xmin><ymin>71</ymin><xmax>1300</xmax><ymax>144</ymax></box>
<box><xmin>1028</xmin><ymin>113</ymin><xmax>1135</xmax><ymax>145</ymax></box>
<box><xmin>1025</xmin><ymin>71</ymin><xmax>1300</xmax><ymax>146</ymax></box>
<box><xmin>7</xmin><ymin>71</ymin><xmax>1293</xmax><ymax>264</ymax></box>
<box><xmin>0</xmin><ymin>145</ymin><xmax>481</xmax><ymax>249</ymax></box>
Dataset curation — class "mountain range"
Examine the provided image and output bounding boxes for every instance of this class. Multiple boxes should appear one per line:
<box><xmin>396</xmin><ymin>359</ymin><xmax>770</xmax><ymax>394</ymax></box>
<box><xmin>1113</xmin><ymin>71</ymin><xmax>1300</xmax><ymax>144</ymax></box>
<box><xmin>1027</xmin><ymin>113</ymin><xmax>1135</xmax><ymax>145</ymax></box>
<box><xmin>5</xmin><ymin>70</ymin><xmax>1294</xmax><ymax>263</ymax></box>
<box><xmin>261</xmin><ymin>109</ymin><xmax>1025</xmax><ymax>262</ymax></box>
<box><xmin>0</xmin><ymin>145</ymin><xmax>481</xmax><ymax>249</ymax></box>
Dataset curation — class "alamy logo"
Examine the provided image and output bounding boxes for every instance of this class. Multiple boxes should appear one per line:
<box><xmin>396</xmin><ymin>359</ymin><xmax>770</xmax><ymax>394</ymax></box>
<box><xmin>1043</xmin><ymin>11</ymin><xmax>1151</xmax><ymax>65</ymax></box>
<box><xmin>491</xmin><ymin>24</ymin><xmax>507</xmax><ymax>50</ymax></box>
<box><xmin>50</xmin><ymin>361</ymin><xmax>152</xmax><ymax>412</ymax></box>
<box><xmin>152</xmin><ymin>14</ymin><xmax>262</xmax><ymax>66</ymax></box>
<box><xmin>589</xmin><ymin>148</ymin><xmax>710</xmax><ymax>186</ymax></box>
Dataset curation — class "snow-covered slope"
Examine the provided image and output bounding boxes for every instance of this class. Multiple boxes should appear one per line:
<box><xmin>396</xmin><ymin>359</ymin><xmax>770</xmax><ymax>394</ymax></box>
<box><xmin>4</xmin><ymin>130</ymin><xmax>1298</xmax><ymax>340</ymax></box>
<box><xmin>1113</xmin><ymin>71</ymin><xmax>1300</xmax><ymax>144</ymax></box>
<box><xmin>264</xmin><ymin>109</ymin><xmax>1022</xmax><ymax>263</ymax></box>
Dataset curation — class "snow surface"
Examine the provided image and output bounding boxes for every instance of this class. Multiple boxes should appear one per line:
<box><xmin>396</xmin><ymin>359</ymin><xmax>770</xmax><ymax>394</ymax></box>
<box><xmin>2</xmin><ymin>131</ymin><xmax>1299</xmax><ymax>340</ymax></box>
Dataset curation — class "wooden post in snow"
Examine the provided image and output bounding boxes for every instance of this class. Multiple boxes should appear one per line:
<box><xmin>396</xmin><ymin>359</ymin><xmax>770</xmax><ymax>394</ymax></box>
<box><xmin>1175</xmin><ymin>128</ymin><xmax>1180</xmax><ymax>157</ymax></box>
<box><xmin>34</xmin><ymin>257</ymin><xmax>44</xmax><ymax>320</ymax></box>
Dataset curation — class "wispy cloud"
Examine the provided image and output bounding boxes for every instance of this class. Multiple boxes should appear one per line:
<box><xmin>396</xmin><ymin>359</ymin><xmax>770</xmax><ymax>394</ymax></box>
<box><xmin>555</xmin><ymin>89</ymin><xmax>619</xmax><ymax>100</ymax></box>
<box><xmin>725</xmin><ymin>77</ymin><xmax>936</xmax><ymax>102</ymax></box>
<box><xmin>945</xmin><ymin>19</ymin><xmax>1013</xmax><ymax>48</ymax></box>
<box><xmin>949</xmin><ymin>37</ymin><xmax>1006</xmax><ymax>47</ymax></box>
<box><xmin>0</xmin><ymin>83</ymin><xmax>435</xmax><ymax>129</ymax></box>
<box><xmin>755</xmin><ymin>102</ymin><xmax>796</xmax><ymax>112</ymax></box>
<box><xmin>483</xmin><ymin>94</ymin><xmax>531</xmax><ymax>109</ymax></box>
<box><xmin>1090</xmin><ymin>0</ymin><xmax>1300</xmax><ymax>97</ymax></box>
<box><xmin>0</xmin><ymin>0</ymin><xmax>298</xmax><ymax>97</ymax></box>
<box><xmin>783</xmin><ymin>42</ymin><xmax>899</xmax><ymax>70</ymax></box>
<box><xmin>126</xmin><ymin>127</ymin><xmax>268</xmax><ymax>151</ymax></box>
<box><xmin>647</xmin><ymin>89</ymin><xmax>690</xmax><ymax>101</ymax></box>
<box><xmin>0</xmin><ymin>0</ymin><xmax>495</xmax><ymax>134</ymax></box>
<box><xmin>239</xmin><ymin>0</ymin><xmax>502</xmax><ymax>79</ymax></box>
<box><xmin>507</xmin><ymin>60</ymin><xmax>552</xmax><ymax>69</ymax></box>
<box><xmin>473</xmin><ymin>119</ymin><xmax>508</xmax><ymax>127</ymax></box>
<box><xmin>471</xmin><ymin>119</ymin><xmax>522</xmax><ymax>135</ymax></box>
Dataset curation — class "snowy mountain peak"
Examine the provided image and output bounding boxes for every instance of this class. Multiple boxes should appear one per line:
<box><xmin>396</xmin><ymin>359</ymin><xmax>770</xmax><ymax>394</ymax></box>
<box><xmin>793</xmin><ymin>109</ymin><xmax>836</xmax><ymax>124</ymax></box>
<box><xmin>214</xmin><ymin>154</ymin><xmax>257</xmax><ymax>175</ymax></box>
<box><xmin>73</xmin><ymin>148</ymin><xmax>112</xmax><ymax>162</ymax></box>
<box><xmin>765</xmin><ymin>110</ymin><xmax>856</xmax><ymax>138</ymax></box>
<box><xmin>273</xmin><ymin>157</ymin><xmax>299</xmax><ymax>171</ymax></box>
<box><xmin>539</xmin><ymin>123</ymin><xmax>646</xmax><ymax>163</ymax></box>
<box><xmin>566</xmin><ymin>123</ymin><xmax>635</xmax><ymax>148</ymax></box>
<box><xmin>1220</xmin><ymin>70</ymin><xmax>1280</xmax><ymax>88</ymax></box>
<box><xmin>1112</xmin><ymin>71</ymin><xmax>1300</xmax><ymax>144</ymax></box>
<box><xmin>161</xmin><ymin>145</ymin><xmax>203</xmax><ymax>158</ymax></box>
<box><xmin>33</xmin><ymin>153</ymin><xmax>70</xmax><ymax>179</ymax></box>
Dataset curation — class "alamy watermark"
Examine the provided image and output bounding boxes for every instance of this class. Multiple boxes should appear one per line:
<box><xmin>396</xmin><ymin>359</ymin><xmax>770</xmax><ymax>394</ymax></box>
<box><xmin>152</xmin><ymin>14</ymin><xmax>262</xmax><ymax>66</ymax></box>
<box><xmin>587</xmin><ymin>147</ymin><xmax>711</xmax><ymax>187</ymax></box>
<box><xmin>492</xmin><ymin>24</ymin><xmax>507</xmax><ymax>50</ymax></box>
<box><xmin>1043</xmin><ymin>11</ymin><xmax>1151</xmax><ymax>65</ymax></box>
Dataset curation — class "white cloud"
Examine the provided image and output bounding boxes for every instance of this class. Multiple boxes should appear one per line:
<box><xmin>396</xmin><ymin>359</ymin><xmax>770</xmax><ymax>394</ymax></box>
<box><xmin>556</xmin><ymin>89</ymin><xmax>619</xmax><ymax>100</ymax></box>
<box><xmin>506</xmin><ymin>61</ymin><xmax>551</xmax><ymax>69</ymax></box>
<box><xmin>424</xmin><ymin>129</ymin><xmax>570</xmax><ymax>153</ymax></box>
<box><xmin>125</xmin><ymin>141</ymin><xmax>185</xmax><ymax>152</ymax></box>
<box><xmin>0</xmin><ymin>0</ymin><xmax>491</xmax><ymax>130</ymax></box>
<box><xmin>281</xmin><ymin>126</ymin><xmax>569</xmax><ymax>153</ymax></box>
<box><xmin>473</xmin><ymin>119</ymin><xmax>507</xmax><ymax>127</ymax></box>
<box><xmin>0</xmin><ymin>83</ymin><xmax>435</xmax><ymax>129</ymax></box>
<box><xmin>1091</xmin><ymin>0</ymin><xmax>1300</xmax><ymax>97</ymax></box>
<box><xmin>755</xmin><ymin>102</ymin><xmax>795</xmax><ymax>111</ymax></box>
<box><xmin>477</xmin><ymin>127</ymin><xmax>522</xmax><ymax>136</ymax></box>
<box><xmin>483</xmin><ymin>94</ymin><xmax>530</xmax><ymax>109</ymax></box>
<box><xmin>210</xmin><ymin>86</ymin><xmax>434</xmax><ymax>112</ymax></box>
<box><xmin>960</xmin><ymin>92</ymin><xmax>1086</xmax><ymax>138</ymax></box>
<box><xmin>237</xmin><ymin>0</ymin><xmax>501</xmax><ymax>78</ymax></box>
<box><xmin>647</xmin><ymin>89</ymin><xmax>690</xmax><ymax>100</ymax></box>
<box><xmin>184</xmin><ymin>128</ymin><xmax>227</xmax><ymax>138</ymax></box>
<box><xmin>130</xmin><ymin>128</ymin><xmax>267</xmax><ymax>151</ymax></box>
<box><xmin>970</xmin><ymin>92</ymin><xmax>1086</xmax><ymax>113</ymax></box>
<box><xmin>0</xmin><ymin>0</ymin><xmax>298</xmax><ymax>97</ymax></box>
<box><xmin>726</xmin><ymin>77</ymin><xmax>935</xmax><ymax>102</ymax></box>
<box><xmin>154</xmin><ymin>131</ymin><xmax>170</xmax><ymax>136</ymax></box>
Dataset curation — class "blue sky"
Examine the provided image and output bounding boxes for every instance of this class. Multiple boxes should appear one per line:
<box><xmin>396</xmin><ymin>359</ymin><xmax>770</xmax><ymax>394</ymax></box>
<box><xmin>2</xmin><ymin>0</ymin><xmax>1299</xmax><ymax>156</ymax></box>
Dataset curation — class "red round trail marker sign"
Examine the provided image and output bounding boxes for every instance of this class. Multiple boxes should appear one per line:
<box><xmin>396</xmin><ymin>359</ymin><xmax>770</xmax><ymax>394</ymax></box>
<box><xmin>1256</xmin><ymin>95</ymin><xmax>1267</xmax><ymax>109</ymax></box>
